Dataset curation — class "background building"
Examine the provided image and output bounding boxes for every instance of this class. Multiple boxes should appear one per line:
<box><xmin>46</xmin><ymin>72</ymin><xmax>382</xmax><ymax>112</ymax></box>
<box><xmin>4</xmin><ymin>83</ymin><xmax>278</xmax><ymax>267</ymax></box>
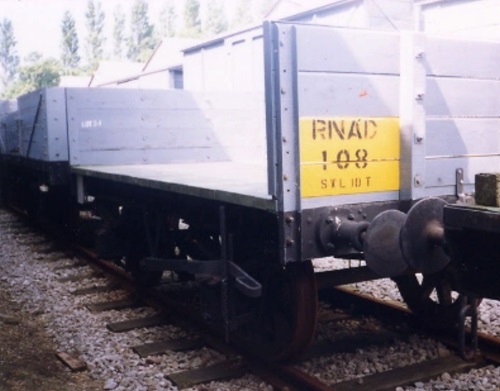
<box><xmin>86</xmin><ymin>0</ymin><xmax>500</xmax><ymax>90</ymax></box>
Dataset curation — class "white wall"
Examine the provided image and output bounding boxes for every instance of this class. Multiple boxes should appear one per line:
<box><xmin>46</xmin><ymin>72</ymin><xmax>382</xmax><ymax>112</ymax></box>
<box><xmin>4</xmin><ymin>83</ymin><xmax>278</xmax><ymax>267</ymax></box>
<box><xmin>183</xmin><ymin>29</ymin><xmax>265</xmax><ymax>92</ymax></box>
<box><xmin>122</xmin><ymin>0</ymin><xmax>500</xmax><ymax>92</ymax></box>
<box><xmin>418</xmin><ymin>0</ymin><xmax>500</xmax><ymax>41</ymax></box>
<box><xmin>182</xmin><ymin>0</ymin><xmax>416</xmax><ymax>92</ymax></box>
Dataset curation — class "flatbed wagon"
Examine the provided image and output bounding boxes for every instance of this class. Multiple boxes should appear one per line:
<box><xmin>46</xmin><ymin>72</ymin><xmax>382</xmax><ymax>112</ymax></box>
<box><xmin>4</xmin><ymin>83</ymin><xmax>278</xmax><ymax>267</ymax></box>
<box><xmin>1</xmin><ymin>21</ymin><xmax>499</xmax><ymax>359</ymax></box>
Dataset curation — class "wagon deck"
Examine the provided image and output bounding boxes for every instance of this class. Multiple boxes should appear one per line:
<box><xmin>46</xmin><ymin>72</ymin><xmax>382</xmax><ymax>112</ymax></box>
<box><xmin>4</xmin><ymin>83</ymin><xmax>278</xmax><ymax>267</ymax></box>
<box><xmin>72</xmin><ymin>161</ymin><xmax>274</xmax><ymax>210</ymax></box>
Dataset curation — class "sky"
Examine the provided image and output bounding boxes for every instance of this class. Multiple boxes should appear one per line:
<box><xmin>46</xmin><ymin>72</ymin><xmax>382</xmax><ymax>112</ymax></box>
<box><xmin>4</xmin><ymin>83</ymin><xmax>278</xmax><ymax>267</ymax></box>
<box><xmin>3</xmin><ymin>0</ymin><xmax>500</xmax><ymax>64</ymax></box>
<box><xmin>0</xmin><ymin>0</ymin><xmax>230</xmax><ymax>64</ymax></box>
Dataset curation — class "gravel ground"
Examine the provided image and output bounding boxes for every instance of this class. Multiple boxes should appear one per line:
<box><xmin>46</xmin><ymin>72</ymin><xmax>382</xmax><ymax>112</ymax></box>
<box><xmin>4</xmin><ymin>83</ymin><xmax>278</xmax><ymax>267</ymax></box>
<box><xmin>313</xmin><ymin>258</ymin><xmax>500</xmax><ymax>390</ymax></box>
<box><xmin>1</xmin><ymin>210</ymin><xmax>499</xmax><ymax>391</ymax></box>
<box><xmin>313</xmin><ymin>257</ymin><xmax>500</xmax><ymax>337</ymax></box>
<box><xmin>0</xmin><ymin>214</ymin><xmax>103</xmax><ymax>390</ymax></box>
<box><xmin>0</xmin><ymin>210</ymin><xmax>271</xmax><ymax>390</ymax></box>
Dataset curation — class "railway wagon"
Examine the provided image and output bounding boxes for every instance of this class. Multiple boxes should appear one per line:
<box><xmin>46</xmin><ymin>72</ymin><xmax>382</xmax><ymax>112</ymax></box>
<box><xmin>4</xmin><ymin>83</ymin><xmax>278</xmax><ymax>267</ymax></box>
<box><xmin>1</xmin><ymin>21</ymin><xmax>499</xmax><ymax>359</ymax></box>
<box><xmin>0</xmin><ymin>99</ymin><xmax>18</xmax><ymax>164</ymax></box>
<box><xmin>444</xmin><ymin>175</ymin><xmax>500</xmax><ymax>302</ymax></box>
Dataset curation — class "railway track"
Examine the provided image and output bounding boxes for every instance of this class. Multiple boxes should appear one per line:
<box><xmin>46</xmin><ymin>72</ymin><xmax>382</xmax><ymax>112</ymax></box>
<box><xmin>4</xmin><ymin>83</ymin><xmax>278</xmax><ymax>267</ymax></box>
<box><xmin>1</xmin><ymin>209</ymin><xmax>500</xmax><ymax>391</ymax></box>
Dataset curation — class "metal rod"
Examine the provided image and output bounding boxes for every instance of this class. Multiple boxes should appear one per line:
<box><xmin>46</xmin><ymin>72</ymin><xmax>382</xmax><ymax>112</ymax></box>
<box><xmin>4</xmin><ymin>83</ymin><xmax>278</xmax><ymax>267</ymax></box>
<box><xmin>219</xmin><ymin>206</ymin><xmax>230</xmax><ymax>342</ymax></box>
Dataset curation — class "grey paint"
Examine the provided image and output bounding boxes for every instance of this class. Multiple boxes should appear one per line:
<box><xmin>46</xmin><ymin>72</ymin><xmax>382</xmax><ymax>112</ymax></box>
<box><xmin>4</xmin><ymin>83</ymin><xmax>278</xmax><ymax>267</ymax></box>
<box><xmin>271</xmin><ymin>21</ymin><xmax>404</xmax><ymax>210</ymax></box>
<box><xmin>0</xmin><ymin>100</ymin><xmax>18</xmax><ymax>155</ymax></box>
<box><xmin>17</xmin><ymin>88</ymin><xmax>68</xmax><ymax>162</ymax></box>
<box><xmin>420</xmin><ymin>35</ymin><xmax>500</xmax><ymax>197</ymax></box>
<box><xmin>67</xmin><ymin>88</ymin><xmax>266</xmax><ymax>166</ymax></box>
<box><xmin>269</xmin><ymin>22</ymin><xmax>500</xmax><ymax>209</ymax></box>
<box><xmin>72</xmin><ymin>162</ymin><xmax>273</xmax><ymax>211</ymax></box>
<box><xmin>0</xmin><ymin>112</ymin><xmax>19</xmax><ymax>155</ymax></box>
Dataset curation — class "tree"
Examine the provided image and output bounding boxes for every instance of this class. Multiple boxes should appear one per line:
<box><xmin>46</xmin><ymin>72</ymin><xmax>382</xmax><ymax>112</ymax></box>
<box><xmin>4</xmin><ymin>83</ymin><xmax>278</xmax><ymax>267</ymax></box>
<box><xmin>127</xmin><ymin>0</ymin><xmax>157</xmax><ymax>62</ymax></box>
<box><xmin>2</xmin><ymin>53</ymin><xmax>61</xmax><ymax>98</ymax></box>
<box><xmin>158</xmin><ymin>0</ymin><xmax>177</xmax><ymax>38</ymax></box>
<box><xmin>205</xmin><ymin>0</ymin><xmax>228</xmax><ymax>37</ymax></box>
<box><xmin>259</xmin><ymin>0</ymin><xmax>276</xmax><ymax>18</ymax></box>
<box><xmin>85</xmin><ymin>0</ymin><xmax>106</xmax><ymax>70</ymax></box>
<box><xmin>0</xmin><ymin>18</ymin><xmax>20</xmax><ymax>89</ymax></box>
<box><xmin>231</xmin><ymin>0</ymin><xmax>255</xmax><ymax>28</ymax></box>
<box><xmin>182</xmin><ymin>0</ymin><xmax>202</xmax><ymax>37</ymax></box>
<box><xmin>112</xmin><ymin>5</ymin><xmax>126</xmax><ymax>59</ymax></box>
<box><xmin>60</xmin><ymin>11</ymin><xmax>81</xmax><ymax>73</ymax></box>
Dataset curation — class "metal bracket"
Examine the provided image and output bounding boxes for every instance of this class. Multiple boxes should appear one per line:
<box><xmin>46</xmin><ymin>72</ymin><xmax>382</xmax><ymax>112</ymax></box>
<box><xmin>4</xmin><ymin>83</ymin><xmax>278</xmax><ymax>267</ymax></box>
<box><xmin>141</xmin><ymin>206</ymin><xmax>261</xmax><ymax>298</ymax></box>
<box><xmin>456</xmin><ymin>168</ymin><xmax>464</xmax><ymax>197</ymax></box>
<box><xmin>76</xmin><ymin>175</ymin><xmax>86</xmax><ymax>204</ymax></box>
<box><xmin>142</xmin><ymin>257</ymin><xmax>262</xmax><ymax>298</ymax></box>
<box><xmin>457</xmin><ymin>294</ymin><xmax>478</xmax><ymax>360</ymax></box>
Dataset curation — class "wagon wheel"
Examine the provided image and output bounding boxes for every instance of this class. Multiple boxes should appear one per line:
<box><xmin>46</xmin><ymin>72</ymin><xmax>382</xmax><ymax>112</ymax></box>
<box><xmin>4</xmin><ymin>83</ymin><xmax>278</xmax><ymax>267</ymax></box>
<box><xmin>393</xmin><ymin>265</ymin><xmax>480</xmax><ymax>328</ymax></box>
<box><xmin>251</xmin><ymin>260</ymin><xmax>318</xmax><ymax>360</ymax></box>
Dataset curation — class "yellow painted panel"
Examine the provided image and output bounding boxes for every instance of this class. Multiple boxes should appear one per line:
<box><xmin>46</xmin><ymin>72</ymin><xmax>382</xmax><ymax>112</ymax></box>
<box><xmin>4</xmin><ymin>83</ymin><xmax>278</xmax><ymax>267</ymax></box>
<box><xmin>299</xmin><ymin>117</ymin><xmax>400</xmax><ymax>198</ymax></box>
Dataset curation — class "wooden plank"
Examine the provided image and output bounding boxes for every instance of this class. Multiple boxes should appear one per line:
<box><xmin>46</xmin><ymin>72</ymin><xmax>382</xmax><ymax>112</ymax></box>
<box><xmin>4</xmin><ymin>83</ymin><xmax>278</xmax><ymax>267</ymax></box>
<box><xmin>191</xmin><ymin>92</ymin><xmax>264</xmax><ymax>111</ymax></box>
<box><xmin>53</xmin><ymin>262</ymin><xmax>87</xmax><ymax>271</ymax></box>
<box><xmin>17</xmin><ymin>88</ymin><xmax>68</xmax><ymax>162</ymax></box>
<box><xmin>55</xmin><ymin>352</ymin><xmax>87</xmax><ymax>372</ymax></box>
<box><xmin>426</xmin><ymin>119</ymin><xmax>500</xmax><ymax>157</ymax></box>
<box><xmin>425</xmin><ymin>37</ymin><xmax>500</xmax><ymax>80</ymax></box>
<box><xmin>305</xmin><ymin>330</ymin><xmax>401</xmax><ymax>361</ymax></box>
<box><xmin>17</xmin><ymin>238</ymin><xmax>51</xmax><ymax>246</ymax></box>
<box><xmin>333</xmin><ymin>355</ymin><xmax>481</xmax><ymax>391</ymax></box>
<box><xmin>167</xmin><ymin>360</ymin><xmax>246</xmax><ymax>390</ymax></box>
<box><xmin>132</xmin><ymin>338</ymin><xmax>204</xmax><ymax>358</ymax></box>
<box><xmin>57</xmin><ymin>270</ymin><xmax>103</xmax><ymax>283</ymax></box>
<box><xmin>86</xmin><ymin>298</ymin><xmax>142</xmax><ymax>313</ymax></box>
<box><xmin>318</xmin><ymin>310</ymin><xmax>352</xmax><ymax>323</ymax></box>
<box><xmin>425</xmin><ymin>156</ymin><xmax>500</xmax><ymax>191</ymax></box>
<box><xmin>45</xmin><ymin>88</ymin><xmax>70</xmax><ymax>161</ymax></box>
<box><xmin>74</xmin><ymin>130</ymin><xmax>265</xmax><ymax>166</ymax></box>
<box><xmin>296</xmin><ymin>26</ymin><xmax>400</xmax><ymax>74</ymax></box>
<box><xmin>35</xmin><ymin>253</ymin><xmax>69</xmax><ymax>262</ymax></box>
<box><xmin>70</xmin><ymin>146</ymin><xmax>229</xmax><ymax>166</ymax></box>
<box><xmin>68</xmin><ymin>89</ymin><xmax>263</xmax><ymax>112</ymax></box>
<box><xmin>78</xmin><ymin>120</ymin><xmax>215</xmax><ymax>151</ymax></box>
<box><xmin>297</xmin><ymin>73</ymin><xmax>400</xmax><ymax>117</ymax></box>
<box><xmin>78</xmin><ymin>108</ymin><xmax>211</xmax><ymax>132</ymax></box>
<box><xmin>70</xmin><ymin>284</ymin><xmax>120</xmax><ymax>296</ymax></box>
<box><xmin>67</xmin><ymin>88</ymin><xmax>265</xmax><ymax>167</ymax></box>
<box><xmin>425</xmin><ymin>78</ymin><xmax>500</xmax><ymax>117</ymax></box>
<box><xmin>0</xmin><ymin>313</ymin><xmax>20</xmax><ymax>325</ymax></box>
<box><xmin>38</xmin><ymin>245</ymin><xmax>68</xmax><ymax>255</ymax></box>
<box><xmin>66</xmin><ymin>88</ymin><xmax>198</xmax><ymax>110</ymax></box>
<box><xmin>107</xmin><ymin>314</ymin><xmax>168</xmax><ymax>333</ymax></box>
